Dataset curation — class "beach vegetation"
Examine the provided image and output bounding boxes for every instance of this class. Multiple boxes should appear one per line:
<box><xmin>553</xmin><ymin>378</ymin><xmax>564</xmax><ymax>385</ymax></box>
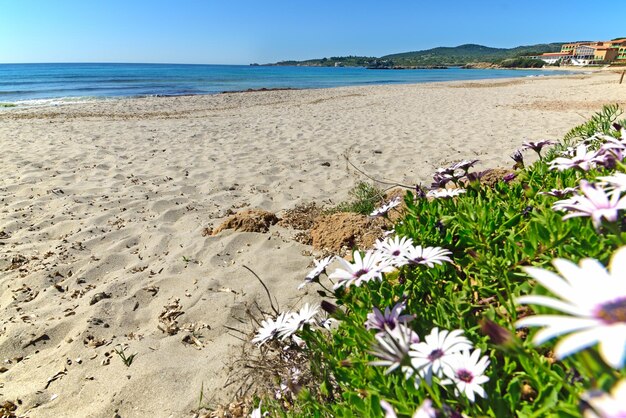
<box><xmin>0</xmin><ymin>102</ymin><xmax>16</xmax><ymax>108</ymax></box>
<box><xmin>563</xmin><ymin>103</ymin><xmax>624</xmax><ymax>144</ymax></box>
<box><xmin>331</xmin><ymin>181</ymin><xmax>385</xmax><ymax>215</ymax></box>
<box><xmin>499</xmin><ymin>58</ymin><xmax>546</xmax><ymax>68</ymax></box>
<box><xmin>114</xmin><ymin>345</ymin><xmax>137</xmax><ymax>367</ymax></box>
<box><xmin>245</xmin><ymin>105</ymin><xmax>626</xmax><ymax>416</ymax></box>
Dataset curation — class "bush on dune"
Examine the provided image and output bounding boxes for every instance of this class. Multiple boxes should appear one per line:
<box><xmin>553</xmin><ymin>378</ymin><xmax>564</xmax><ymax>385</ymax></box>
<box><xmin>499</xmin><ymin>58</ymin><xmax>546</xmax><ymax>68</ymax></box>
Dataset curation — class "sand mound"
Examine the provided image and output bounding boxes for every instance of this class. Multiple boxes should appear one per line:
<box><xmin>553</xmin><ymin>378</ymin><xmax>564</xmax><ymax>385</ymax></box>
<box><xmin>212</xmin><ymin>209</ymin><xmax>279</xmax><ymax>235</ymax></box>
<box><xmin>310</xmin><ymin>212</ymin><xmax>387</xmax><ymax>254</ymax></box>
<box><xmin>277</xmin><ymin>203</ymin><xmax>324</xmax><ymax>245</ymax></box>
<box><xmin>477</xmin><ymin>168</ymin><xmax>516</xmax><ymax>187</ymax></box>
<box><xmin>277</xmin><ymin>203</ymin><xmax>322</xmax><ymax>231</ymax></box>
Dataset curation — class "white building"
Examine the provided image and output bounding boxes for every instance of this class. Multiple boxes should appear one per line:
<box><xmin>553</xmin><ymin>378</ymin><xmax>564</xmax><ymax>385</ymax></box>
<box><xmin>532</xmin><ymin>52</ymin><xmax>571</xmax><ymax>65</ymax></box>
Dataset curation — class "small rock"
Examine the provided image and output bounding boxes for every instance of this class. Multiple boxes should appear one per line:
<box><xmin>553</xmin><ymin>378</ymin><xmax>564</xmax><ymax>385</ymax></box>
<box><xmin>89</xmin><ymin>292</ymin><xmax>111</xmax><ymax>305</ymax></box>
<box><xmin>320</xmin><ymin>162</ymin><xmax>331</xmax><ymax>167</ymax></box>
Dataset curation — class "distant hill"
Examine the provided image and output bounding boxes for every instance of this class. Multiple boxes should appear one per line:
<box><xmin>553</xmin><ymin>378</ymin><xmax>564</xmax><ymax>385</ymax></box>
<box><xmin>382</xmin><ymin>43</ymin><xmax>564</xmax><ymax>65</ymax></box>
<box><xmin>269</xmin><ymin>55</ymin><xmax>377</xmax><ymax>67</ymax></box>
<box><xmin>265</xmin><ymin>42</ymin><xmax>564</xmax><ymax>67</ymax></box>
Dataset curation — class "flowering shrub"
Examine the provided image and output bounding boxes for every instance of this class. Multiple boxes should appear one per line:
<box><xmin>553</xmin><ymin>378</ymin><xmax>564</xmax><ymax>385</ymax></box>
<box><xmin>249</xmin><ymin>106</ymin><xmax>626</xmax><ymax>417</ymax></box>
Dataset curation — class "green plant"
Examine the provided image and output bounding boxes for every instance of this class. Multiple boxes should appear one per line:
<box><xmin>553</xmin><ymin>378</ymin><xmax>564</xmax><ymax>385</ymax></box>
<box><xmin>563</xmin><ymin>104</ymin><xmax>624</xmax><ymax>144</ymax></box>
<box><xmin>114</xmin><ymin>345</ymin><xmax>137</xmax><ymax>367</ymax></box>
<box><xmin>331</xmin><ymin>181</ymin><xmax>385</xmax><ymax>215</ymax></box>
<box><xmin>499</xmin><ymin>57</ymin><xmax>546</xmax><ymax>68</ymax></box>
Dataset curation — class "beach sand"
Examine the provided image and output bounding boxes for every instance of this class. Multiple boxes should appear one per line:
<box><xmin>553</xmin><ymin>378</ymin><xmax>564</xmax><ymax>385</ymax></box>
<box><xmin>1</xmin><ymin>71</ymin><xmax>624</xmax><ymax>417</ymax></box>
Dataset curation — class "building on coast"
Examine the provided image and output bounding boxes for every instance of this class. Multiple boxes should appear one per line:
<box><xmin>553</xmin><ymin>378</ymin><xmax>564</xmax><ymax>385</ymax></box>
<box><xmin>526</xmin><ymin>38</ymin><xmax>626</xmax><ymax>66</ymax></box>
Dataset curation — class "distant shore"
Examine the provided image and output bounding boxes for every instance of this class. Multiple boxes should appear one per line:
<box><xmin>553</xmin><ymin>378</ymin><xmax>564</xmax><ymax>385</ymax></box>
<box><xmin>1</xmin><ymin>70</ymin><xmax>625</xmax><ymax>417</ymax></box>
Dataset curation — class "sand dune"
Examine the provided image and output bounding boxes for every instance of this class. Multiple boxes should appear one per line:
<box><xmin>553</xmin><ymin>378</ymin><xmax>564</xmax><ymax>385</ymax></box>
<box><xmin>1</xmin><ymin>71</ymin><xmax>624</xmax><ymax>417</ymax></box>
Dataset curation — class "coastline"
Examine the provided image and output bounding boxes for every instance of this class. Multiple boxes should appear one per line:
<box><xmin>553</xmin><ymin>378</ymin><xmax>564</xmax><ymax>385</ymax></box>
<box><xmin>0</xmin><ymin>70</ymin><xmax>586</xmax><ymax>112</ymax></box>
<box><xmin>0</xmin><ymin>65</ymin><xmax>578</xmax><ymax>108</ymax></box>
<box><xmin>1</xmin><ymin>70</ymin><xmax>625</xmax><ymax>417</ymax></box>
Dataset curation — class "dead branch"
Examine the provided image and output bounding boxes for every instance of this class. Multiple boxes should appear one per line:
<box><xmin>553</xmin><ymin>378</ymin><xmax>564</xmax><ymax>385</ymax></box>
<box><xmin>242</xmin><ymin>265</ymin><xmax>280</xmax><ymax>315</ymax></box>
<box><xmin>342</xmin><ymin>151</ymin><xmax>415</xmax><ymax>189</ymax></box>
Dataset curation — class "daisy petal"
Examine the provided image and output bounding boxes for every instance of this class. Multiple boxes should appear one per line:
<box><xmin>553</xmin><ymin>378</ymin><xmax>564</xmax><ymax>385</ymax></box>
<box><xmin>598</xmin><ymin>325</ymin><xmax>626</xmax><ymax>369</ymax></box>
<box><xmin>516</xmin><ymin>295</ymin><xmax>587</xmax><ymax>316</ymax></box>
<box><xmin>554</xmin><ymin>326</ymin><xmax>605</xmax><ymax>359</ymax></box>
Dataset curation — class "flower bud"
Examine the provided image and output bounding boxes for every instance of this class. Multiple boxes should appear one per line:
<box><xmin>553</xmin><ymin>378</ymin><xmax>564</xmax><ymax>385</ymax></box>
<box><xmin>480</xmin><ymin>318</ymin><xmax>514</xmax><ymax>347</ymax></box>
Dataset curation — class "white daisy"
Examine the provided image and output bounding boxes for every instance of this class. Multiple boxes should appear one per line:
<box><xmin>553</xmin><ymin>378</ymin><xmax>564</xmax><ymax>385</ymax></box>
<box><xmin>329</xmin><ymin>250</ymin><xmax>394</xmax><ymax>290</ymax></box>
<box><xmin>405</xmin><ymin>245</ymin><xmax>452</xmax><ymax>268</ymax></box>
<box><xmin>516</xmin><ymin>247</ymin><xmax>626</xmax><ymax>369</ymax></box>
<box><xmin>598</xmin><ymin>172</ymin><xmax>626</xmax><ymax>192</ymax></box>
<box><xmin>298</xmin><ymin>256</ymin><xmax>334</xmax><ymax>290</ymax></box>
<box><xmin>317</xmin><ymin>312</ymin><xmax>337</xmax><ymax>330</ymax></box>
<box><xmin>441</xmin><ymin>349</ymin><xmax>490</xmax><ymax>403</ymax></box>
<box><xmin>409</xmin><ymin>327</ymin><xmax>473</xmax><ymax>384</ymax></box>
<box><xmin>549</xmin><ymin>143</ymin><xmax>598</xmax><ymax>171</ymax></box>
<box><xmin>426</xmin><ymin>188</ymin><xmax>466</xmax><ymax>199</ymax></box>
<box><xmin>249</xmin><ymin>401</ymin><xmax>264</xmax><ymax>418</ymax></box>
<box><xmin>365</xmin><ymin>301</ymin><xmax>414</xmax><ymax>335</ymax></box>
<box><xmin>552</xmin><ymin>180</ymin><xmax>626</xmax><ymax>230</ymax></box>
<box><xmin>511</xmin><ymin>150</ymin><xmax>525</xmax><ymax>168</ymax></box>
<box><xmin>278</xmin><ymin>303</ymin><xmax>319</xmax><ymax>339</ymax></box>
<box><xmin>539</xmin><ymin>187</ymin><xmax>578</xmax><ymax>198</ymax></box>
<box><xmin>435</xmin><ymin>166</ymin><xmax>455</xmax><ymax>176</ymax></box>
<box><xmin>290</xmin><ymin>334</ymin><xmax>306</xmax><ymax>348</ymax></box>
<box><xmin>380</xmin><ymin>400</ymin><xmax>398</xmax><ymax>418</ymax></box>
<box><xmin>522</xmin><ymin>140</ymin><xmax>553</xmax><ymax>156</ymax></box>
<box><xmin>432</xmin><ymin>172</ymin><xmax>455</xmax><ymax>188</ymax></box>
<box><xmin>251</xmin><ymin>312</ymin><xmax>291</xmax><ymax>345</ymax></box>
<box><xmin>583</xmin><ymin>379</ymin><xmax>626</xmax><ymax>418</ymax></box>
<box><xmin>375</xmin><ymin>235</ymin><xmax>414</xmax><ymax>267</ymax></box>
<box><xmin>598</xmin><ymin>136</ymin><xmax>626</xmax><ymax>155</ymax></box>
<box><xmin>380</xmin><ymin>399</ymin><xmax>436</xmax><ymax>418</ymax></box>
<box><xmin>370</xmin><ymin>197</ymin><xmax>402</xmax><ymax>217</ymax></box>
<box><xmin>413</xmin><ymin>399</ymin><xmax>437</xmax><ymax>418</ymax></box>
<box><xmin>451</xmin><ymin>159</ymin><xmax>479</xmax><ymax>172</ymax></box>
<box><xmin>370</xmin><ymin>324</ymin><xmax>419</xmax><ymax>379</ymax></box>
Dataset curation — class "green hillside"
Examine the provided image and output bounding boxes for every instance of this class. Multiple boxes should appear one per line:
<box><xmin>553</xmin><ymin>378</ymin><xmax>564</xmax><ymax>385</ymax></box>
<box><xmin>266</xmin><ymin>42</ymin><xmax>564</xmax><ymax>67</ymax></box>
<box><xmin>382</xmin><ymin>43</ymin><xmax>563</xmax><ymax>65</ymax></box>
<box><xmin>271</xmin><ymin>55</ymin><xmax>377</xmax><ymax>67</ymax></box>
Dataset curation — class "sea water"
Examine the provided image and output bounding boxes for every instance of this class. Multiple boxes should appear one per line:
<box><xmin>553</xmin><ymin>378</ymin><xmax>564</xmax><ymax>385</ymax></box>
<box><xmin>0</xmin><ymin>63</ymin><xmax>571</xmax><ymax>105</ymax></box>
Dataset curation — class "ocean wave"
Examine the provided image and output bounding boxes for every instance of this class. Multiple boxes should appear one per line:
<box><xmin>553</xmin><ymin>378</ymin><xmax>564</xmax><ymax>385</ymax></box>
<box><xmin>11</xmin><ymin>96</ymin><xmax>108</xmax><ymax>108</ymax></box>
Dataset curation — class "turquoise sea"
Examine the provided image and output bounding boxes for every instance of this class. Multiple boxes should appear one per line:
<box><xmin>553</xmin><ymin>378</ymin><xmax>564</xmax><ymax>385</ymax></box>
<box><xmin>0</xmin><ymin>63</ymin><xmax>572</xmax><ymax>105</ymax></box>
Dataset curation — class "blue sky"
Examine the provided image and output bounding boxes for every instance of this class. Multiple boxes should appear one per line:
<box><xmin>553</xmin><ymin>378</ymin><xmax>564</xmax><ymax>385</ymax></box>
<box><xmin>1</xmin><ymin>0</ymin><xmax>625</xmax><ymax>64</ymax></box>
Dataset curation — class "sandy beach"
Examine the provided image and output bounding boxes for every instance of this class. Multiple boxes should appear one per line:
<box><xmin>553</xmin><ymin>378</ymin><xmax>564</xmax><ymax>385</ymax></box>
<box><xmin>1</xmin><ymin>70</ymin><xmax>625</xmax><ymax>417</ymax></box>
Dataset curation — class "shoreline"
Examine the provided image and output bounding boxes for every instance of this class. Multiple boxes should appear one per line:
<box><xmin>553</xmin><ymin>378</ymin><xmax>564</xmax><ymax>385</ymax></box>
<box><xmin>0</xmin><ymin>67</ymin><xmax>585</xmax><ymax>109</ymax></box>
<box><xmin>1</xmin><ymin>70</ymin><xmax>625</xmax><ymax>417</ymax></box>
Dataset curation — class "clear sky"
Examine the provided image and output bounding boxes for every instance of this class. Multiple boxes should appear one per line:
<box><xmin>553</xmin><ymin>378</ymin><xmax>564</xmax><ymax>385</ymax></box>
<box><xmin>1</xmin><ymin>0</ymin><xmax>625</xmax><ymax>65</ymax></box>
